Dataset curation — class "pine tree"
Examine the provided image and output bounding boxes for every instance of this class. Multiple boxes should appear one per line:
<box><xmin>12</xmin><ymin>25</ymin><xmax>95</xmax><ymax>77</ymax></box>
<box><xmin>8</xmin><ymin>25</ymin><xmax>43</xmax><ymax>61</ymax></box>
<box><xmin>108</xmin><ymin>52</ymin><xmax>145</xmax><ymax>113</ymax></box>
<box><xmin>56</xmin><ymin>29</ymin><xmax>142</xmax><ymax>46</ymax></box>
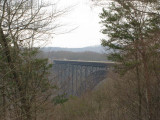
<box><xmin>100</xmin><ymin>1</ymin><xmax>160</xmax><ymax>120</ymax></box>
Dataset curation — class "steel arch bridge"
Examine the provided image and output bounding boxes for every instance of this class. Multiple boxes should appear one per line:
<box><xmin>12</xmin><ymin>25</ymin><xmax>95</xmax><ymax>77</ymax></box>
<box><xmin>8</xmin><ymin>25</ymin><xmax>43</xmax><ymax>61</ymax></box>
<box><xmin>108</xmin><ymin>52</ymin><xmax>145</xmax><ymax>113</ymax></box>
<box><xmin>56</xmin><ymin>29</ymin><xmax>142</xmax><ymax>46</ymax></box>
<box><xmin>52</xmin><ymin>60</ymin><xmax>114</xmax><ymax>96</ymax></box>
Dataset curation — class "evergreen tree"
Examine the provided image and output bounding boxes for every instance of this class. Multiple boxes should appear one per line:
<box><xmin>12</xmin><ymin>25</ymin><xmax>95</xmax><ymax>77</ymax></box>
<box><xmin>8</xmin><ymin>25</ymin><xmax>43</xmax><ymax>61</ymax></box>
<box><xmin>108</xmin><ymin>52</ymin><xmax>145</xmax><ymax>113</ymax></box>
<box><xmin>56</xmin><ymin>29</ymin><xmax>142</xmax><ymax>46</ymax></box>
<box><xmin>100</xmin><ymin>1</ymin><xmax>160</xmax><ymax>120</ymax></box>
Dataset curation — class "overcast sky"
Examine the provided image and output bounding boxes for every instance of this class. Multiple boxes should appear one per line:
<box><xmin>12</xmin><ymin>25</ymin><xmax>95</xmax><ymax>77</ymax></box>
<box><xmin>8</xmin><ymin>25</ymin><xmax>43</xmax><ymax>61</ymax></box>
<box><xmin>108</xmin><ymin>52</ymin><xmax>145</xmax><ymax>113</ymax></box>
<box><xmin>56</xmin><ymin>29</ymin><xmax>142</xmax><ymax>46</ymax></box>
<box><xmin>47</xmin><ymin>0</ymin><xmax>104</xmax><ymax>48</ymax></box>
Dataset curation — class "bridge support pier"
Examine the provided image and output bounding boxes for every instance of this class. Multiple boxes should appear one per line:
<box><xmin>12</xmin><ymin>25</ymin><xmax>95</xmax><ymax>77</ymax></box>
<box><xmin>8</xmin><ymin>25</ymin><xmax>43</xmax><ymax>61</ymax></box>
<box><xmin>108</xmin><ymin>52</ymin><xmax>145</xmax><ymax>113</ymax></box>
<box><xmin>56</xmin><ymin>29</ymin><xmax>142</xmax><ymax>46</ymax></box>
<box><xmin>52</xmin><ymin>60</ymin><xmax>113</xmax><ymax>96</ymax></box>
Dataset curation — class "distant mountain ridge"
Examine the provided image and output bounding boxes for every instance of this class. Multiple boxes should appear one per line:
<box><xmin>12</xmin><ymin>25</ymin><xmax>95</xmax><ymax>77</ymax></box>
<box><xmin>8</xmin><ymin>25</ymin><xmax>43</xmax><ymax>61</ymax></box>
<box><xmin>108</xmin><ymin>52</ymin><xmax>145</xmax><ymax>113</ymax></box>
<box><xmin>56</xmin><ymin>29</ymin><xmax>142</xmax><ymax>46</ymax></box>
<box><xmin>41</xmin><ymin>45</ymin><xmax>106</xmax><ymax>53</ymax></box>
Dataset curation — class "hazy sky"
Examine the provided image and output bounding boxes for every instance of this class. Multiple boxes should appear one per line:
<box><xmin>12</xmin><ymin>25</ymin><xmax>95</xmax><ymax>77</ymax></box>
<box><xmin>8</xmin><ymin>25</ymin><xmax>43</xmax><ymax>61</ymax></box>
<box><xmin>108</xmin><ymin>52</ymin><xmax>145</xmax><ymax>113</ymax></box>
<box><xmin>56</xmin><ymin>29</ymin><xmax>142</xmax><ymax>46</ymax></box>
<box><xmin>48</xmin><ymin>0</ymin><xmax>104</xmax><ymax>48</ymax></box>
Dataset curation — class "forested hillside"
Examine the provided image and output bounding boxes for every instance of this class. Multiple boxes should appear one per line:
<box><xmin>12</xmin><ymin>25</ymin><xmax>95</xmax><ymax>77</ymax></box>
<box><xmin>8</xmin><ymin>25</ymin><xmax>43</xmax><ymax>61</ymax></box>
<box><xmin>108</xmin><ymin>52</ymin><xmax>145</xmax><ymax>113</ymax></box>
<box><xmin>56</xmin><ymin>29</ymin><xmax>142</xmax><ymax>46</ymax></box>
<box><xmin>41</xmin><ymin>45</ymin><xmax>106</xmax><ymax>53</ymax></box>
<box><xmin>40</xmin><ymin>51</ymin><xmax>109</xmax><ymax>61</ymax></box>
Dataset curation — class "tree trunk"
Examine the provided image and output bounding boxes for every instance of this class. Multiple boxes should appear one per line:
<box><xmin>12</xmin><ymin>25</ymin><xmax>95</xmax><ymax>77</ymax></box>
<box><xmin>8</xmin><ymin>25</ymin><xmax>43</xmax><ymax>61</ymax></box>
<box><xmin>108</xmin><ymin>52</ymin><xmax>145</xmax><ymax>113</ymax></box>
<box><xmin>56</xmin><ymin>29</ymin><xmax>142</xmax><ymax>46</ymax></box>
<box><xmin>136</xmin><ymin>65</ymin><xmax>142</xmax><ymax>120</ymax></box>
<box><xmin>143</xmin><ymin>55</ymin><xmax>152</xmax><ymax>120</ymax></box>
<box><xmin>0</xmin><ymin>28</ymin><xmax>31</xmax><ymax>120</ymax></box>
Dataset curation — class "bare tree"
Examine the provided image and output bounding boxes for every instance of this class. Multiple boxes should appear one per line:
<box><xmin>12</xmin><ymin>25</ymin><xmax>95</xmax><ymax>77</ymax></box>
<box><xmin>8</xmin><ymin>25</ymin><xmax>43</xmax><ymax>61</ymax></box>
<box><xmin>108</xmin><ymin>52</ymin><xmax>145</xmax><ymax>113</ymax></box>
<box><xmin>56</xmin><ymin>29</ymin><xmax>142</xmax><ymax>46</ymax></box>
<box><xmin>0</xmin><ymin>0</ymin><xmax>66</xmax><ymax>119</ymax></box>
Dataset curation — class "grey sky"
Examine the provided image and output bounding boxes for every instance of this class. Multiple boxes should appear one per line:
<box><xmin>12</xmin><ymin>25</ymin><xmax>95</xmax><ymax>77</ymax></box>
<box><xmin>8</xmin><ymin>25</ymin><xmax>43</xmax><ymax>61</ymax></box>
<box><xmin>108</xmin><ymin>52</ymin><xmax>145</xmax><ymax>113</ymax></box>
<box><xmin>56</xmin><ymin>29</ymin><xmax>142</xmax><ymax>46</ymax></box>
<box><xmin>48</xmin><ymin>0</ymin><xmax>104</xmax><ymax>48</ymax></box>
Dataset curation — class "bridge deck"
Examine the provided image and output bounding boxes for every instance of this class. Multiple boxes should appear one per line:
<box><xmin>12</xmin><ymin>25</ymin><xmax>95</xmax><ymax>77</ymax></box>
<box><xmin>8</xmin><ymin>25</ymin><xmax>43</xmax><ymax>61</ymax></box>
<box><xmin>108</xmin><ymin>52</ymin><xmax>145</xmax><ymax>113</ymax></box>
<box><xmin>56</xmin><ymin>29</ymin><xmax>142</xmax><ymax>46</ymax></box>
<box><xmin>53</xmin><ymin>60</ymin><xmax>114</xmax><ymax>67</ymax></box>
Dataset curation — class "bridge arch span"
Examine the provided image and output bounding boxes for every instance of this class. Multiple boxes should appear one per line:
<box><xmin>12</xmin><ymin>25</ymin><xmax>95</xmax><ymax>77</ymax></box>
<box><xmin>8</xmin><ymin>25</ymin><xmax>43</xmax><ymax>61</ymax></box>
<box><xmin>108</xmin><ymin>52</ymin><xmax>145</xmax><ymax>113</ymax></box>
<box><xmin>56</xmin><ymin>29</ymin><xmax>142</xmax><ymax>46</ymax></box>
<box><xmin>52</xmin><ymin>60</ymin><xmax>114</xmax><ymax>96</ymax></box>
